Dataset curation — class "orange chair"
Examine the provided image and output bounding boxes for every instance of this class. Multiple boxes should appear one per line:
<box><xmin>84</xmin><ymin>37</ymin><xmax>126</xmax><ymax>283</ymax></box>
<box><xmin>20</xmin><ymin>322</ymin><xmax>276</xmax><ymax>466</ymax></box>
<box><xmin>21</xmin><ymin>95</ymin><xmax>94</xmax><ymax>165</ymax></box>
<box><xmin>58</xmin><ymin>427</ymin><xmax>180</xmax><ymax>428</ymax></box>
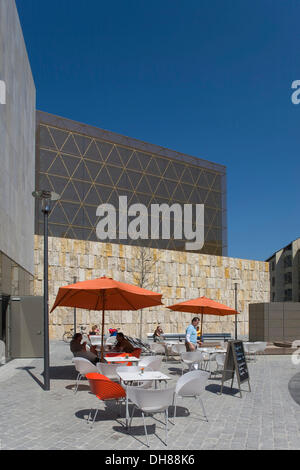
<box><xmin>131</xmin><ymin>348</ymin><xmax>142</xmax><ymax>358</ymax></box>
<box><xmin>105</xmin><ymin>352</ymin><xmax>124</xmax><ymax>358</ymax></box>
<box><xmin>86</xmin><ymin>372</ymin><xmax>126</xmax><ymax>427</ymax></box>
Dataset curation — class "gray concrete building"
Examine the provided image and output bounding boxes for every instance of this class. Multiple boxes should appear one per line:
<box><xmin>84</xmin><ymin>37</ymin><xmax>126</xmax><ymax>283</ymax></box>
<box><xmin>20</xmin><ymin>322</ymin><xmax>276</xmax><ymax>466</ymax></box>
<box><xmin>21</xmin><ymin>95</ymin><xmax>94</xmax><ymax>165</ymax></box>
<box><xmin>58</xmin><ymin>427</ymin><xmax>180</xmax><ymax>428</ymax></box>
<box><xmin>0</xmin><ymin>0</ymin><xmax>36</xmax><ymax>351</ymax></box>
<box><xmin>267</xmin><ymin>238</ymin><xmax>300</xmax><ymax>302</ymax></box>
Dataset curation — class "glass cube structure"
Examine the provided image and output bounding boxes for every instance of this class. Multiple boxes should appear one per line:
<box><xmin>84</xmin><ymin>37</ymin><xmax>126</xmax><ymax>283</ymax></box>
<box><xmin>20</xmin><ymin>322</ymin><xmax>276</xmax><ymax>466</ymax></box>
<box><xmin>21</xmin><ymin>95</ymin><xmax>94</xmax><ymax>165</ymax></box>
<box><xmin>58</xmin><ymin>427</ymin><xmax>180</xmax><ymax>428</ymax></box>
<box><xmin>35</xmin><ymin>111</ymin><xmax>227</xmax><ymax>255</ymax></box>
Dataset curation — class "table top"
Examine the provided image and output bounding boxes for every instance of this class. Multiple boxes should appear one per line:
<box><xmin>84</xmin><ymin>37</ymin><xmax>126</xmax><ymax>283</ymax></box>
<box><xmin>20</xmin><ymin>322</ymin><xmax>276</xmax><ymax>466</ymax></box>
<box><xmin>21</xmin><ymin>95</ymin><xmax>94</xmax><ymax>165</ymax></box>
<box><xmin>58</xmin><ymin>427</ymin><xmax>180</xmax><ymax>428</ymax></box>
<box><xmin>117</xmin><ymin>370</ymin><xmax>171</xmax><ymax>382</ymax></box>
<box><xmin>104</xmin><ymin>355</ymin><xmax>140</xmax><ymax>363</ymax></box>
<box><xmin>198</xmin><ymin>347</ymin><xmax>227</xmax><ymax>354</ymax></box>
<box><xmin>164</xmin><ymin>340</ymin><xmax>185</xmax><ymax>345</ymax></box>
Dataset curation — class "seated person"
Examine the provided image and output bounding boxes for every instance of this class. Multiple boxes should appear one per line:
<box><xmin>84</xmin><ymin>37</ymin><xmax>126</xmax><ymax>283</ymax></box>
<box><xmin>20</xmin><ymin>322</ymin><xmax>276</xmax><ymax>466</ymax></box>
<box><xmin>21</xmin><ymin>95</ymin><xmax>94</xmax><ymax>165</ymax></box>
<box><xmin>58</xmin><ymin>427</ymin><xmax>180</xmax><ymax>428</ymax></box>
<box><xmin>109</xmin><ymin>327</ymin><xmax>120</xmax><ymax>337</ymax></box>
<box><xmin>89</xmin><ymin>325</ymin><xmax>99</xmax><ymax>336</ymax></box>
<box><xmin>153</xmin><ymin>324</ymin><xmax>164</xmax><ymax>342</ymax></box>
<box><xmin>112</xmin><ymin>332</ymin><xmax>135</xmax><ymax>354</ymax></box>
<box><xmin>70</xmin><ymin>333</ymin><xmax>100</xmax><ymax>364</ymax></box>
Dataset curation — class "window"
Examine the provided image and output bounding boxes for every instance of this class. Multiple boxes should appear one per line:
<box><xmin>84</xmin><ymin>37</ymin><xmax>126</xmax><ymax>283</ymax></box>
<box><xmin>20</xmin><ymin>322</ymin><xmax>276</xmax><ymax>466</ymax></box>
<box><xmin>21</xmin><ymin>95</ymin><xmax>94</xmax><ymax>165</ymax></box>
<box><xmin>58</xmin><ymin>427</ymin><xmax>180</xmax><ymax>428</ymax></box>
<box><xmin>284</xmin><ymin>289</ymin><xmax>292</xmax><ymax>301</ymax></box>
<box><xmin>284</xmin><ymin>272</ymin><xmax>292</xmax><ymax>284</ymax></box>
<box><xmin>272</xmin><ymin>277</ymin><xmax>275</xmax><ymax>287</ymax></box>
<box><xmin>284</xmin><ymin>255</ymin><xmax>292</xmax><ymax>268</ymax></box>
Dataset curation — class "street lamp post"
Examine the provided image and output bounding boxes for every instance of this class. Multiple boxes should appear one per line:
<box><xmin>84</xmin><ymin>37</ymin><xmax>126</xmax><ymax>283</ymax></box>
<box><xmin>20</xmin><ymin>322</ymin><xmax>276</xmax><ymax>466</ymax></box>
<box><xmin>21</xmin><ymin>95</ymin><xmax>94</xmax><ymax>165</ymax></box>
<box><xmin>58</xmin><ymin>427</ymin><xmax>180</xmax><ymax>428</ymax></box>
<box><xmin>32</xmin><ymin>190</ymin><xmax>60</xmax><ymax>391</ymax></box>
<box><xmin>234</xmin><ymin>282</ymin><xmax>238</xmax><ymax>340</ymax></box>
<box><xmin>73</xmin><ymin>276</ymin><xmax>77</xmax><ymax>334</ymax></box>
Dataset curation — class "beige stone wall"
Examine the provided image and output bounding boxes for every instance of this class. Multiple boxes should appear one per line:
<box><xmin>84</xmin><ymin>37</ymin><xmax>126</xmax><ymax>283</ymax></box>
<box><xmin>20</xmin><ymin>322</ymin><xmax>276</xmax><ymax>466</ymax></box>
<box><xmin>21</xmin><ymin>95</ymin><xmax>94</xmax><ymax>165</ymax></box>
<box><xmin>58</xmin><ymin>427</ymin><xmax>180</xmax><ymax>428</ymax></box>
<box><xmin>33</xmin><ymin>235</ymin><xmax>270</xmax><ymax>340</ymax></box>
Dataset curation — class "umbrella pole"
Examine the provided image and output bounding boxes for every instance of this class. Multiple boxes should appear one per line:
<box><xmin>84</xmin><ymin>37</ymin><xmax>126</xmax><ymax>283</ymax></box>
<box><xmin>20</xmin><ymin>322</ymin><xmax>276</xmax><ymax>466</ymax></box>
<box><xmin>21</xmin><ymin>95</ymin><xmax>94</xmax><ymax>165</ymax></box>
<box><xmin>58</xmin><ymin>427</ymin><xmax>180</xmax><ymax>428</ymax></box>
<box><xmin>200</xmin><ymin>312</ymin><xmax>204</xmax><ymax>343</ymax></box>
<box><xmin>100</xmin><ymin>292</ymin><xmax>105</xmax><ymax>362</ymax></box>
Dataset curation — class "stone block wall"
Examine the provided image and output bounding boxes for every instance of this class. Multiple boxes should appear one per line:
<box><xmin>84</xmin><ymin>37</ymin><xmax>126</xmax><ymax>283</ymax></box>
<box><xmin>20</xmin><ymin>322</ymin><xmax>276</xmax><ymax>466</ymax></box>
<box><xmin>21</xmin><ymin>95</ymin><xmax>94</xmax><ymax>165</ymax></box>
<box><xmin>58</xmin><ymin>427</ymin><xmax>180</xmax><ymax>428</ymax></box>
<box><xmin>33</xmin><ymin>235</ymin><xmax>270</xmax><ymax>340</ymax></box>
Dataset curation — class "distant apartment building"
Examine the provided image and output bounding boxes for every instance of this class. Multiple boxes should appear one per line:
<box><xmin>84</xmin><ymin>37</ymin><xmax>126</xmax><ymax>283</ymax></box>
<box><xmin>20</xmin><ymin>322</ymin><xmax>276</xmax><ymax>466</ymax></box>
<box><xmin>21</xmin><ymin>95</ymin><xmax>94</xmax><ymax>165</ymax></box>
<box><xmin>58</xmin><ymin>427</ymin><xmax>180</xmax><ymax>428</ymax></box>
<box><xmin>267</xmin><ymin>238</ymin><xmax>300</xmax><ymax>302</ymax></box>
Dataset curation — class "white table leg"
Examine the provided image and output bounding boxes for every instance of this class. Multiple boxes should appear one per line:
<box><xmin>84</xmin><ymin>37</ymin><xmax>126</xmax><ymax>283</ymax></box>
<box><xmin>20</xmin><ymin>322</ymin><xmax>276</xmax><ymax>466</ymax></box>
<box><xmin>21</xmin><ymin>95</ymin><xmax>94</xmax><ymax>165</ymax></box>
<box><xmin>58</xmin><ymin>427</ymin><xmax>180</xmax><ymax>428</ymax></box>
<box><xmin>125</xmin><ymin>385</ymin><xmax>129</xmax><ymax>429</ymax></box>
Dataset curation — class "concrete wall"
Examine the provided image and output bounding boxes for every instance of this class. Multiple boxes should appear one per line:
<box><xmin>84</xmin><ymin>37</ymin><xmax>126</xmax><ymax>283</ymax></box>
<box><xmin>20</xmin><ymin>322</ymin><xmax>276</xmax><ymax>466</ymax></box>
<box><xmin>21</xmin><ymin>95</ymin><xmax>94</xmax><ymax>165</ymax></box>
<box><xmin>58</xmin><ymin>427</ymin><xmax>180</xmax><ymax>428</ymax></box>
<box><xmin>249</xmin><ymin>302</ymin><xmax>300</xmax><ymax>342</ymax></box>
<box><xmin>33</xmin><ymin>235</ymin><xmax>270</xmax><ymax>340</ymax></box>
<box><xmin>0</xmin><ymin>252</ymin><xmax>33</xmax><ymax>296</ymax></box>
<box><xmin>0</xmin><ymin>0</ymin><xmax>36</xmax><ymax>276</ymax></box>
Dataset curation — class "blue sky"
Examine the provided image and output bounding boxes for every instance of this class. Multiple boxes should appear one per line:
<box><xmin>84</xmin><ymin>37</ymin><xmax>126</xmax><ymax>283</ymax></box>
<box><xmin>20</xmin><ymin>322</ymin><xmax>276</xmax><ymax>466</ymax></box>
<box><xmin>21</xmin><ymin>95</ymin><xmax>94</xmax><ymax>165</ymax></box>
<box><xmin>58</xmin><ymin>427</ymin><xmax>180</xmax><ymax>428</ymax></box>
<box><xmin>16</xmin><ymin>0</ymin><xmax>300</xmax><ymax>261</ymax></box>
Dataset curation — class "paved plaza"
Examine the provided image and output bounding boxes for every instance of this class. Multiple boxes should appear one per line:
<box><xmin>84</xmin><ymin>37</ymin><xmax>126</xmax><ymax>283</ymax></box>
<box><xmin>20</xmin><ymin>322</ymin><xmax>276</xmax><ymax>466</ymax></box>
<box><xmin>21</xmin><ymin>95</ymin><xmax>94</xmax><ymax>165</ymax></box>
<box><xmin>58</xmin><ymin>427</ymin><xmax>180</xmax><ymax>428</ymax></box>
<box><xmin>1</xmin><ymin>341</ymin><xmax>300</xmax><ymax>450</ymax></box>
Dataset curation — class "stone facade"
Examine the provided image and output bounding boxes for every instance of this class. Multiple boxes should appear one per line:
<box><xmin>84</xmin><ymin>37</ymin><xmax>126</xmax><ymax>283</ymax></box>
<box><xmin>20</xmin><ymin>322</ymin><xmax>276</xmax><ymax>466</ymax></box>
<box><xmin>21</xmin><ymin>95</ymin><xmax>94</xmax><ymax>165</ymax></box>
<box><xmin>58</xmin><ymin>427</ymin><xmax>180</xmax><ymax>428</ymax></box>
<box><xmin>33</xmin><ymin>235</ymin><xmax>270</xmax><ymax>340</ymax></box>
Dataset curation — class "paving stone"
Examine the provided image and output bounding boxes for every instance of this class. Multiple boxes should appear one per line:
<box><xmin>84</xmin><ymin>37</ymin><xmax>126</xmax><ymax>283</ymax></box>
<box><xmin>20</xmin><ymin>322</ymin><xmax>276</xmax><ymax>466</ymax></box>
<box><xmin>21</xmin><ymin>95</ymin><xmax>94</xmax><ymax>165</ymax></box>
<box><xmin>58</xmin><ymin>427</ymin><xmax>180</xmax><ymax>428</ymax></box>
<box><xmin>0</xmin><ymin>341</ymin><xmax>300</xmax><ymax>450</ymax></box>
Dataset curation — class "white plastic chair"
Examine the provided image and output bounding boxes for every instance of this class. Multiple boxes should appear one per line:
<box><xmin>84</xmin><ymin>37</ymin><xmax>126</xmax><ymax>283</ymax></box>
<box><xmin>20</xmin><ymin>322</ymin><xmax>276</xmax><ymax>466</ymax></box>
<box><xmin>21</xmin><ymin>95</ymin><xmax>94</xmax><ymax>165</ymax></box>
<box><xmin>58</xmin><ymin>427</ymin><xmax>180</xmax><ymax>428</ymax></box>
<box><xmin>97</xmin><ymin>362</ymin><xmax>120</xmax><ymax>381</ymax></box>
<box><xmin>173</xmin><ymin>370</ymin><xmax>209</xmax><ymax>422</ymax></box>
<box><xmin>0</xmin><ymin>340</ymin><xmax>5</xmax><ymax>365</ymax></box>
<box><xmin>149</xmin><ymin>342</ymin><xmax>168</xmax><ymax>362</ymax></box>
<box><xmin>106</xmin><ymin>336</ymin><xmax>117</xmax><ymax>346</ymax></box>
<box><xmin>127</xmin><ymin>386</ymin><xmax>175</xmax><ymax>447</ymax></box>
<box><xmin>116</xmin><ymin>365</ymin><xmax>142</xmax><ymax>374</ymax></box>
<box><xmin>201</xmin><ymin>351</ymin><xmax>217</xmax><ymax>373</ymax></box>
<box><xmin>170</xmin><ymin>343</ymin><xmax>186</xmax><ymax>362</ymax></box>
<box><xmin>181</xmin><ymin>351</ymin><xmax>204</xmax><ymax>374</ymax></box>
<box><xmin>138</xmin><ymin>356</ymin><xmax>162</xmax><ymax>371</ymax></box>
<box><xmin>254</xmin><ymin>342</ymin><xmax>267</xmax><ymax>355</ymax></box>
<box><xmin>89</xmin><ymin>335</ymin><xmax>103</xmax><ymax>346</ymax></box>
<box><xmin>215</xmin><ymin>353</ymin><xmax>225</xmax><ymax>372</ymax></box>
<box><xmin>72</xmin><ymin>357</ymin><xmax>98</xmax><ymax>393</ymax></box>
<box><xmin>244</xmin><ymin>342</ymin><xmax>260</xmax><ymax>362</ymax></box>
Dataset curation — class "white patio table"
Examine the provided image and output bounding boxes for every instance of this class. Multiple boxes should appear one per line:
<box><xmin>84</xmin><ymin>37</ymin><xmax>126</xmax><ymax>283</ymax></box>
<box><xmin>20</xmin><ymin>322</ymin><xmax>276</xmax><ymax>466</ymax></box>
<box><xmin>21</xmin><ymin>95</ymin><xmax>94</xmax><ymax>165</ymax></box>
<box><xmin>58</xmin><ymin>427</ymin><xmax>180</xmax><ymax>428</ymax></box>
<box><xmin>117</xmin><ymin>370</ymin><xmax>172</xmax><ymax>428</ymax></box>
<box><xmin>104</xmin><ymin>355</ymin><xmax>140</xmax><ymax>364</ymax></box>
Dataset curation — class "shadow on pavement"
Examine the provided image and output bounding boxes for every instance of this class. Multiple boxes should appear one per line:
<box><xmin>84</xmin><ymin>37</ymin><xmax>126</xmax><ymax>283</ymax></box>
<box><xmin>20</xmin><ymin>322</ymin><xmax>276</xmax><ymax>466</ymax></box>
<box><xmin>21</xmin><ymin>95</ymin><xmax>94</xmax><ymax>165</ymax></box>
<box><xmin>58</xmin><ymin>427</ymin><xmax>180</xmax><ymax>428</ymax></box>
<box><xmin>49</xmin><ymin>365</ymin><xmax>77</xmax><ymax>380</ymax></box>
<box><xmin>112</xmin><ymin>406</ymin><xmax>189</xmax><ymax>446</ymax></box>
<box><xmin>65</xmin><ymin>383</ymin><xmax>90</xmax><ymax>392</ymax></box>
<box><xmin>16</xmin><ymin>364</ymin><xmax>77</xmax><ymax>390</ymax></box>
<box><xmin>206</xmin><ymin>383</ymin><xmax>242</xmax><ymax>397</ymax></box>
<box><xmin>167</xmin><ymin>367</ymin><xmax>182</xmax><ymax>376</ymax></box>
<box><xmin>288</xmin><ymin>372</ymin><xmax>300</xmax><ymax>406</ymax></box>
<box><xmin>114</xmin><ymin>423</ymin><xmax>158</xmax><ymax>447</ymax></box>
<box><xmin>75</xmin><ymin>404</ymin><xmax>124</xmax><ymax>422</ymax></box>
<box><xmin>16</xmin><ymin>366</ymin><xmax>45</xmax><ymax>390</ymax></box>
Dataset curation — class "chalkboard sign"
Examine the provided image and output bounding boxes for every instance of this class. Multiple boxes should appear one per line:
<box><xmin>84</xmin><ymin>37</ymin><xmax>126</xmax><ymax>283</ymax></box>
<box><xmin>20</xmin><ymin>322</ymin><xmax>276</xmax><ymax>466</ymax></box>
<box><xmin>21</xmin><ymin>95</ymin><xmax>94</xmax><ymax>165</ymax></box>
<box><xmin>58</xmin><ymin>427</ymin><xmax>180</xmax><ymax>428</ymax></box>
<box><xmin>232</xmin><ymin>341</ymin><xmax>249</xmax><ymax>383</ymax></box>
<box><xmin>220</xmin><ymin>340</ymin><xmax>251</xmax><ymax>397</ymax></box>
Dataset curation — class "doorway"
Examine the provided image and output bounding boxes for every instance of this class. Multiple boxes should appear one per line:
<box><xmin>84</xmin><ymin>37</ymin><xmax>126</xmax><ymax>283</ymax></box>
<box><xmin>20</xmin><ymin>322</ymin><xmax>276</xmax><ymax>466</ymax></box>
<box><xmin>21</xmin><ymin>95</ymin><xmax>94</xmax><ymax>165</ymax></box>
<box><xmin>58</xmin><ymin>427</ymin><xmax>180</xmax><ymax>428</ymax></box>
<box><xmin>0</xmin><ymin>294</ymin><xmax>10</xmax><ymax>362</ymax></box>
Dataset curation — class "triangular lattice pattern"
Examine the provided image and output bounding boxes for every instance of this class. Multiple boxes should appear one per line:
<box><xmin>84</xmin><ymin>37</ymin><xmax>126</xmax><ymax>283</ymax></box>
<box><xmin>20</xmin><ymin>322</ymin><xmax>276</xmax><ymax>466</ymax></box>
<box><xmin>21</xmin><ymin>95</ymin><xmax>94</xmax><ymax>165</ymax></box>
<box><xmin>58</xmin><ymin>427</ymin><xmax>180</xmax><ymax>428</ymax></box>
<box><xmin>36</xmin><ymin>124</ymin><xmax>225</xmax><ymax>254</ymax></box>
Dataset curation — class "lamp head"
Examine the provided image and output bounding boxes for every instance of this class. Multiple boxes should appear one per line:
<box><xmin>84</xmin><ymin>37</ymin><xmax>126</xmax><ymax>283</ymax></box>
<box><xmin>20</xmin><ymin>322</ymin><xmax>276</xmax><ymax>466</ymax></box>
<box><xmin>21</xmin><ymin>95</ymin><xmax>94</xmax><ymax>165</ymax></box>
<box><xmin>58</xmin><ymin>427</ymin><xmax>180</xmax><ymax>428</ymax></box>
<box><xmin>32</xmin><ymin>190</ymin><xmax>60</xmax><ymax>201</ymax></box>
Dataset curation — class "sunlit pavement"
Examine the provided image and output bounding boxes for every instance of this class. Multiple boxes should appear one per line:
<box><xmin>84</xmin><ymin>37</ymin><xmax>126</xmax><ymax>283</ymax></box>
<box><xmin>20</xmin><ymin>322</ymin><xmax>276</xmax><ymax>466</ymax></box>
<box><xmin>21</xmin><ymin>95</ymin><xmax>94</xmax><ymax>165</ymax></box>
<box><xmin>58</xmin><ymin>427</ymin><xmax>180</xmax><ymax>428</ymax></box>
<box><xmin>0</xmin><ymin>341</ymin><xmax>300</xmax><ymax>450</ymax></box>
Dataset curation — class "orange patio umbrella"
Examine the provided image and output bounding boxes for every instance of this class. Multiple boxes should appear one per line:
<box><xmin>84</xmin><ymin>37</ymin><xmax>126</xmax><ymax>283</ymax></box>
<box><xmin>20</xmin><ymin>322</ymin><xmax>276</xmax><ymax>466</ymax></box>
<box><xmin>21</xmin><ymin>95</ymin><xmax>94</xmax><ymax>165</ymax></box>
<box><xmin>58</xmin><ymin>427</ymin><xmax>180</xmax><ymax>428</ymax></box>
<box><xmin>51</xmin><ymin>276</ymin><xmax>163</xmax><ymax>361</ymax></box>
<box><xmin>167</xmin><ymin>296</ymin><xmax>239</xmax><ymax>340</ymax></box>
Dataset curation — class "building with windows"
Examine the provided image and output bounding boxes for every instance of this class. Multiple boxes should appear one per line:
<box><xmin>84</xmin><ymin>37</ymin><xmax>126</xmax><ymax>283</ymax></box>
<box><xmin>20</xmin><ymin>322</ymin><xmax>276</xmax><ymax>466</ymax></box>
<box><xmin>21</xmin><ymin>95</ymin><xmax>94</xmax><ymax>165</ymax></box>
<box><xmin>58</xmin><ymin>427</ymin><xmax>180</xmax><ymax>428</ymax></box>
<box><xmin>267</xmin><ymin>238</ymin><xmax>300</xmax><ymax>302</ymax></box>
